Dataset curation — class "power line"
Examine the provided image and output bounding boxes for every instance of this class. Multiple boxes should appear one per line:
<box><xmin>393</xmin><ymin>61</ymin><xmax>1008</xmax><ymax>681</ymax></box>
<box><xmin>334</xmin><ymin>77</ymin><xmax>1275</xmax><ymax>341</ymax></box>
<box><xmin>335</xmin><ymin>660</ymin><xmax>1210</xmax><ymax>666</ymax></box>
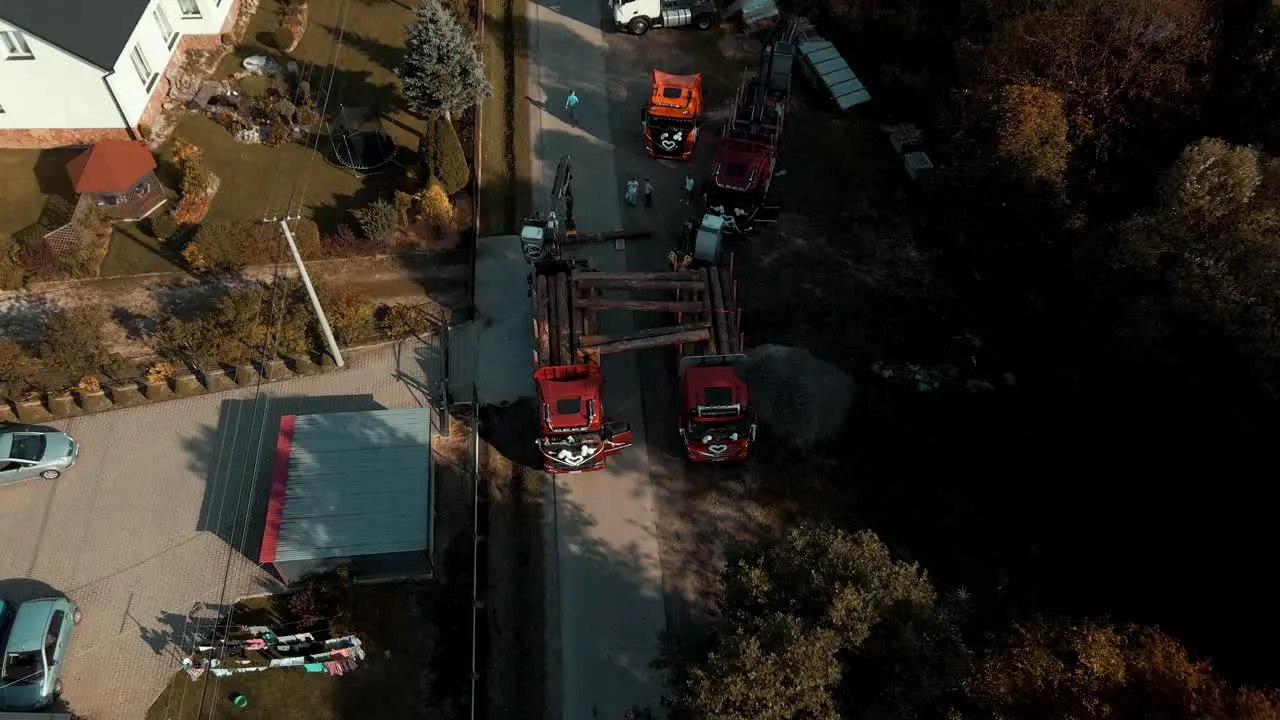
<box><xmin>286</xmin><ymin>0</ymin><xmax>352</xmax><ymax>221</ymax></box>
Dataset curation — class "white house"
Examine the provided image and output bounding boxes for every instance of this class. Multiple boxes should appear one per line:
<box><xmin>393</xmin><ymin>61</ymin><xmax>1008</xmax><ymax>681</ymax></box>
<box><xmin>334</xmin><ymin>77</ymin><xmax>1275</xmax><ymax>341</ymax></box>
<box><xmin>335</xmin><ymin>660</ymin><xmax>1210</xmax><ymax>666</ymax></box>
<box><xmin>0</xmin><ymin>0</ymin><xmax>240</xmax><ymax>148</ymax></box>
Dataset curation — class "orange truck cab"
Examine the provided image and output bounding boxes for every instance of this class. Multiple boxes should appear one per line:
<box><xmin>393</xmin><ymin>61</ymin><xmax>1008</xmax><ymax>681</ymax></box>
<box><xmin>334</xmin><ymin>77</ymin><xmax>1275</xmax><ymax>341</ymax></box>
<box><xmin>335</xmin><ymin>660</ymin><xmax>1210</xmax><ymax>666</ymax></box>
<box><xmin>678</xmin><ymin>354</ymin><xmax>756</xmax><ymax>462</ymax></box>
<box><xmin>643</xmin><ymin>70</ymin><xmax>704</xmax><ymax>160</ymax></box>
<box><xmin>533</xmin><ymin>364</ymin><xmax>634</xmax><ymax>474</ymax></box>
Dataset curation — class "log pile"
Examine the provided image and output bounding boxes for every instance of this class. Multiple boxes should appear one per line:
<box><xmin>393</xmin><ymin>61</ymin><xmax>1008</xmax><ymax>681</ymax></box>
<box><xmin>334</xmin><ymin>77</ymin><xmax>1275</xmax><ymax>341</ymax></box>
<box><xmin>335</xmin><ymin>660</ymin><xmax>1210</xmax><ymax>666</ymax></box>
<box><xmin>531</xmin><ymin>266</ymin><xmax>741</xmax><ymax>368</ymax></box>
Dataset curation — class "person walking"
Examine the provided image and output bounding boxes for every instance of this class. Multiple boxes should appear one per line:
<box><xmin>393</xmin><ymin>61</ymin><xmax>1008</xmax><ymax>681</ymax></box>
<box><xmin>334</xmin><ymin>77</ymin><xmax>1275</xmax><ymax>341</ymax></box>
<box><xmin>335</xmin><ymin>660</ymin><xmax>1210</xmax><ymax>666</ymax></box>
<box><xmin>643</xmin><ymin>178</ymin><xmax>654</xmax><ymax>208</ymax></box>
<box><xmin>682</xmin><ymin>174</ymin><xmax>695</xmax><ymax>205</ymax></box>
<box><xmin>624</xmin><ymin>177</ymin><xmax>639</xmax><ymax>207</ymax></box>
<box><xmin>564</xmin><ymin>90</ymin><xmax>579</xmax><ymax>125</ymax></box>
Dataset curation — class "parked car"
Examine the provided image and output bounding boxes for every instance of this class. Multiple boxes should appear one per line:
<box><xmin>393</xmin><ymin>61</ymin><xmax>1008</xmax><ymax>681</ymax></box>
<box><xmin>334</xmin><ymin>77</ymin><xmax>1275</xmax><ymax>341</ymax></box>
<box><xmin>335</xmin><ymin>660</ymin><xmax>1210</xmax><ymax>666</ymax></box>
<box><xmin>0</xmin><ymin>429</ymin><xmax>78</xmax><ymax>486</ymax></box>
<box><xmin>0</xmin><ymin>597</ymin><xmax>81</xmax><ymax>711</ymax></box>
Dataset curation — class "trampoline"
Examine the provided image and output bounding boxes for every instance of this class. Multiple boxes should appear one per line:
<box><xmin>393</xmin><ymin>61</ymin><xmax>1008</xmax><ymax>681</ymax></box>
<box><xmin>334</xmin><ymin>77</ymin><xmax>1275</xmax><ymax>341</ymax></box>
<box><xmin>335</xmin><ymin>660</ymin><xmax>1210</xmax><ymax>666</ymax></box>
<box><xmin>329</xmin><ymin>105</ymin><xmax>397</xmax><ymax>172</ymax></box>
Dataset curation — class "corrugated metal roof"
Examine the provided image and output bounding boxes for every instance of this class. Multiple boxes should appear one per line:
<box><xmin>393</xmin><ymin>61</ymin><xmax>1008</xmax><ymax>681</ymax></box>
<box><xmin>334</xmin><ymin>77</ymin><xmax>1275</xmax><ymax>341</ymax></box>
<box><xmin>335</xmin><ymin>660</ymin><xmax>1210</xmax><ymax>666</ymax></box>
<box><xmin>259</xmin><ymin>409</ymin><xmax>431</xmax><ymax>564</ymax></box>
<box><xmin>741</xmin><ymin>0</ymin><xmax>779</xmax><ymax>27</ymax></box>
<box><xmin>798</xmin><ymin>39</ymin><xmax>872</xmax><ymax>111</ymax></box>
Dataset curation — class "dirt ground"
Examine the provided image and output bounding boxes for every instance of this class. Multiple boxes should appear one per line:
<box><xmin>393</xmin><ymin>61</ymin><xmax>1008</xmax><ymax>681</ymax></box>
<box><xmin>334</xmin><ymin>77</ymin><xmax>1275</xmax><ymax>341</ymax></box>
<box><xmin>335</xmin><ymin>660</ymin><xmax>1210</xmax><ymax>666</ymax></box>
<box><xmin>0</xmin><ymin>252</ymin><xmax>471</xmax><ymax>362</ymax></box>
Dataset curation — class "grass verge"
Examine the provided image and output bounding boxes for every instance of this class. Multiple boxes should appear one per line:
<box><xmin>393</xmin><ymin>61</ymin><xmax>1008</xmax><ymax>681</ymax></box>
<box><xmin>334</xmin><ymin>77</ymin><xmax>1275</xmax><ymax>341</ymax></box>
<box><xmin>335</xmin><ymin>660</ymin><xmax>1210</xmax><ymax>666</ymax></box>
<box><xmin>479</xmin><ymin>0</ymin><xmax>531</xmax><ymax>235</ymax></box>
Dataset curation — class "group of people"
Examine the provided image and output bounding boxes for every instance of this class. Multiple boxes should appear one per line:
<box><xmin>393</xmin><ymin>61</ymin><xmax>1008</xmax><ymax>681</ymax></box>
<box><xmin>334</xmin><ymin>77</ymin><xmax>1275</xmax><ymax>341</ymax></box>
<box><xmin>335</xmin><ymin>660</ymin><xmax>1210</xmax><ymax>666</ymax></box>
<box><xmin>625</xmin><ymin>175</ymin><xmax>697</xmax><ymax>208</ymax></box>
<box><xmin>562</xmin><ymin>90</ymin><xmax>699</xmax><ymax>210</ymax></box>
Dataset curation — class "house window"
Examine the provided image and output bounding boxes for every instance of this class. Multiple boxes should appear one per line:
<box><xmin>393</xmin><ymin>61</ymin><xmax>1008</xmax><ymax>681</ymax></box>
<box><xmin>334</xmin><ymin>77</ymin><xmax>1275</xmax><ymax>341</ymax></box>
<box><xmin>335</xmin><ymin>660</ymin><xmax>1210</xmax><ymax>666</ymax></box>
<box><xmin>1</xmin><ymin>30</ymin><xmax>35</xmax><ymax>60</ymax></box>
<box><xmin>176</xmin><ymin>0</ymin><xmax>203</xmax><ymax>18</ymax></box>
<box><xmin>154</xmin><ymin>6</ymin><xmax>178</xmax><ymax>48</ymax></box>
<box><xmin>130</xmin><ymin>45</ymin><xmax>158</xmax><ymax>92</ymax></box>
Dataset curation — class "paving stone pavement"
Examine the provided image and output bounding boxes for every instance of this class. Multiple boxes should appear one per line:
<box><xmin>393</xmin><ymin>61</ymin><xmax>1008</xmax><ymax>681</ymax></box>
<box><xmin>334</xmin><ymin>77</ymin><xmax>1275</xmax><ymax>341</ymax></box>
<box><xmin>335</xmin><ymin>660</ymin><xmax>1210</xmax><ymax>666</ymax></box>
<box><xmin>0</xmin><ymin>340</ymin><xmax>435</xmax><ymax>720</ymax></box>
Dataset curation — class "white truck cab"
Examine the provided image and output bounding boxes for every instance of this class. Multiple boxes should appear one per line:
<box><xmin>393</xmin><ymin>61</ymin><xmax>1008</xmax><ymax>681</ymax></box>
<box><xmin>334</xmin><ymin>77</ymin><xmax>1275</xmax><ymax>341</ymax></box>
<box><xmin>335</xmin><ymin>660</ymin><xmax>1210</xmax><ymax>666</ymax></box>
<box><xmin>611</xmin><ymin>0</ymin><xmax>716</xmax><ymax>35</ymax></box>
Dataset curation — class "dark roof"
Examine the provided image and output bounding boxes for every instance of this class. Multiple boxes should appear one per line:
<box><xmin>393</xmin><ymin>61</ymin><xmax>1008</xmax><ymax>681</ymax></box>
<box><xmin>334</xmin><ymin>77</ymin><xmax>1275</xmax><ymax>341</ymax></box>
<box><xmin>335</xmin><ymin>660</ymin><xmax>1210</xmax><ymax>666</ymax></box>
<box><xmin>260</xmin><ymin>410</ymin><xmax>433</xmax><ymax>565</ymax></box>
<box><xmin>0</xmin><ymin>0</ymin><xmax>152</xmax><ymax>71</ymax></box>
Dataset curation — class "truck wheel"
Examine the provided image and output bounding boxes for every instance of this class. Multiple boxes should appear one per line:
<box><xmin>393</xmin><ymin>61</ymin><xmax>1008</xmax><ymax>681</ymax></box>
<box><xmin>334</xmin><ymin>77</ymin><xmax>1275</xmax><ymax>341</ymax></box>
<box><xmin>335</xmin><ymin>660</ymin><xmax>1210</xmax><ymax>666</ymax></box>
<box><xmin>694</xmin><ymin>13</ymin><xmax>714</xmax><ymax>30</ymax></box>
<box><xmin>628</xmin><ymin>17</ymin><xmax>650</xmax><ymax>35</ymax></box>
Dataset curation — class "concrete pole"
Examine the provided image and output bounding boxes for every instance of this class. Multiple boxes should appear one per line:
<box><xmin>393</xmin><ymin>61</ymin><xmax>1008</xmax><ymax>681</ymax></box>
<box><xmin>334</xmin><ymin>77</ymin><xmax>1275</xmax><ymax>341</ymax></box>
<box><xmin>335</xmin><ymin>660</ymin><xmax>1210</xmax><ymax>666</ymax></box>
<box><xmin>278</xmin><ymin>219</ymin><xmax>345</xmax><ymax>367</ymax></box>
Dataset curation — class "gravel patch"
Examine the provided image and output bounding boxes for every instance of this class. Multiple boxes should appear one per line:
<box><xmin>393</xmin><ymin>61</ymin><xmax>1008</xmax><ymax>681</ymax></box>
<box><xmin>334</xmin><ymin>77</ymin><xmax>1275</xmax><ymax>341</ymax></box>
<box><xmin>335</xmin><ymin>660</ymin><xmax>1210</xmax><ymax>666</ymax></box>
<box><xmin>742</xmin><ymin>343</ymin><xmax>855</xmax><ymax>449</ymax></box>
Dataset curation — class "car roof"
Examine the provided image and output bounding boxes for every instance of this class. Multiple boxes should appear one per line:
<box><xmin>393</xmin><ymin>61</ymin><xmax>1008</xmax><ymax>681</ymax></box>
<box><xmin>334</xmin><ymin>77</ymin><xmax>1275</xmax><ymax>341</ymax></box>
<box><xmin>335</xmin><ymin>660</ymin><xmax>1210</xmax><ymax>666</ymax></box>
<box><xmin>7</xmin><ymin>599</ymin><xmax>65</xmax><ymax>652</ymax></box>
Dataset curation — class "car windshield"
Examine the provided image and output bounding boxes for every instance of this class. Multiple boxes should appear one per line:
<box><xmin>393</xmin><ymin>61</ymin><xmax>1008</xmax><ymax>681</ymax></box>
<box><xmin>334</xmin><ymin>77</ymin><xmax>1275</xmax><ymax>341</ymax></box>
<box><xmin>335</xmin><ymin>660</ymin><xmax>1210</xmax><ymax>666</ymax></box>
<box><xmin>688</xmin><ymin>418</ymin><xmax>751</xmax><ymax>440</ymax></box>
<box><xmin>543</xmin><ymin>432</ymin><xmax>602</xmax><ymax>449</ymax></box>
<box><xmin>6</xmin><ymin>434</ymin><xmax>46</xmax><ymax>461</ymax></box>
<box><xmin>2</xmin><ymin>650</ymin><xmax>43</xmax><ymax>684</ymax></box>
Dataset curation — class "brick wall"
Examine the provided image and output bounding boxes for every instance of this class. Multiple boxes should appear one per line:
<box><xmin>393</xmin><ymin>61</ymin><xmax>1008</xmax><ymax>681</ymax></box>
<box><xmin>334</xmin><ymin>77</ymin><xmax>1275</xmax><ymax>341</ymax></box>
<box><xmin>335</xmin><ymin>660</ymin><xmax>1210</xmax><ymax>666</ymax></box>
<box><xmin>0</xmin><ymin>127</ymin><xmax>133</xmax><ymax>149</ymax></box>
<box><xmin>1</xmin><ymin>0</ymin><xmax>243</xmax><ymax>149</ymax></box>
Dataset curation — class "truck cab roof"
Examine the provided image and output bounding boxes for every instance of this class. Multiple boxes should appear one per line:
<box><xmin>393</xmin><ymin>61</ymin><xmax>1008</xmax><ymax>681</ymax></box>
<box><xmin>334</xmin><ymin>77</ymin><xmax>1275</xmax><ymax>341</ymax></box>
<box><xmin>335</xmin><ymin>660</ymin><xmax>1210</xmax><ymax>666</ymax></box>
<box><xmin>535</xmin><ymin>365</ymin><xmax>601</xmax><ymax>432</ymax></box>
<box><xmin>647</xmin><ymin>70</ymin><xmax>703</xmax><ymax>119</ymax></box>
<box><xmin>683</xmin><ymin>363</ymin><xmax>749</xmax><ymax>417</ymax></box>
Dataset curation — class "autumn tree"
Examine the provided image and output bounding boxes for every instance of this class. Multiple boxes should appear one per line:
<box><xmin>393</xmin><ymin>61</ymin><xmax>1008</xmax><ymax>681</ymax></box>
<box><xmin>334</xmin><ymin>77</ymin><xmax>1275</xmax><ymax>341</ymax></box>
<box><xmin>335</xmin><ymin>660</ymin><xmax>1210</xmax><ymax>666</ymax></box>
<box><xmin>40</xmin><ymin>305</ymin><xmax>113</xmax><ymax>374</ymax></box>
<box><xmin>396</xmin><ymin>0</ymin><xmax>491</xmax><ymax>118</ymax></box>
<box><xmin>661</xmin><ymin>525</ymin><xmax>970</xmax><ymax>720</ymax></box>
<box><xmin>964</xmin><ymin>618</ymin><xmax>1280</xmax><ymax>719</ymax></box>
<box><xmin>1113</xmin><ymin>138</ymin><xmax>1280</xmax><ymax>377</ymax></box>
<box><xmin>996</xmin><ymin>84</ymin><xmax>1071</xmax><ymax>188</ymax></box>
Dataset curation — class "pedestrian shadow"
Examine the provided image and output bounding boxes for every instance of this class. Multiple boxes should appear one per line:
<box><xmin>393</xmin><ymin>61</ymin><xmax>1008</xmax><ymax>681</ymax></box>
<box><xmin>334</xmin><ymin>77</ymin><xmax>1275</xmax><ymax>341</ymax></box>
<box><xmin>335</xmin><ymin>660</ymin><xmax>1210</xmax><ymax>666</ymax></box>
<box><xmin>135</xmin><ymin>602</ymin><xmax>231</xmax><ymax>657</ymax></box>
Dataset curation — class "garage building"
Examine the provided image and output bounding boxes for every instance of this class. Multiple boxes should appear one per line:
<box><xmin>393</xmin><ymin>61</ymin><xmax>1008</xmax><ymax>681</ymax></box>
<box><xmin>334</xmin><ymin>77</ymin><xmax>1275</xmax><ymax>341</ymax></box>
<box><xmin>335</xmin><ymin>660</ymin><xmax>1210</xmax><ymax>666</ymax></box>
<box><xmin>258</xmin><ymin>408</ymin><xmax>435</xmax><ymax>584</ymax></box>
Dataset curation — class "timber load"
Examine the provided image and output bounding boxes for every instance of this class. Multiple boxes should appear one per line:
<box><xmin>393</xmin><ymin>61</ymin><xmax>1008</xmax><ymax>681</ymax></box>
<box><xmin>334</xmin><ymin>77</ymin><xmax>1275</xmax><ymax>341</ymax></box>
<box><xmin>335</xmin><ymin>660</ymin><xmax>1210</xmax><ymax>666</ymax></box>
<box><xmin>536</xmin><ymin>268</ymin><xmax>742</xmax><ymax>367</ymax></box>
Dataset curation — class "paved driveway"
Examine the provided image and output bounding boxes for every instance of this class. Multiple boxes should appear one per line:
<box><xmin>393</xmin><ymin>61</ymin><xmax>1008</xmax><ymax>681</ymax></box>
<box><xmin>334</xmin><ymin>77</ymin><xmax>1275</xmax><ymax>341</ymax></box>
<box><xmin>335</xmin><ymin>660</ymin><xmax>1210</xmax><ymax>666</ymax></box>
<box><xmin>0</xmin><ymin>341</ymin><xmax>434</xmax><ymax>720</ymax></box>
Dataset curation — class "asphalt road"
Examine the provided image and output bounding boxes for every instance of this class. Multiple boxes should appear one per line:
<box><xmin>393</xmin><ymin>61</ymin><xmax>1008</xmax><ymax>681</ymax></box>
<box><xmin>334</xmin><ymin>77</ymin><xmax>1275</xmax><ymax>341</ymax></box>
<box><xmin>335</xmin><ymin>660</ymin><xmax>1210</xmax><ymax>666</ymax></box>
<box><xmin>525</xmin><ymin>0</ymin><xmax>671</xmax><ymax>717</ymax></box>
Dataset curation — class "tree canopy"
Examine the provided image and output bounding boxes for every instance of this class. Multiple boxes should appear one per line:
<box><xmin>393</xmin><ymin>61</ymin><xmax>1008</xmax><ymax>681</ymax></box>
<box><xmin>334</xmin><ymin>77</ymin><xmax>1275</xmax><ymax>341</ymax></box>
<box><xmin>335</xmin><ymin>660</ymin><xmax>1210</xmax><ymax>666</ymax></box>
<box><xmin>396</xmin><ymin>0</ymin><xmax>492</xmax><ymax>118</ymax></box>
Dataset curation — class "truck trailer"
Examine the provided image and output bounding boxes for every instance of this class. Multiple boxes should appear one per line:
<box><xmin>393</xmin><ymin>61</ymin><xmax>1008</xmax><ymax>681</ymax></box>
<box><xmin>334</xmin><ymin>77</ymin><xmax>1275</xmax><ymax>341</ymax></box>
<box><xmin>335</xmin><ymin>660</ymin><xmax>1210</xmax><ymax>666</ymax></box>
<box><xmin>704</xmin><ymin>39</ymin><xmax>795</xmax><ymax>234</ymax></box>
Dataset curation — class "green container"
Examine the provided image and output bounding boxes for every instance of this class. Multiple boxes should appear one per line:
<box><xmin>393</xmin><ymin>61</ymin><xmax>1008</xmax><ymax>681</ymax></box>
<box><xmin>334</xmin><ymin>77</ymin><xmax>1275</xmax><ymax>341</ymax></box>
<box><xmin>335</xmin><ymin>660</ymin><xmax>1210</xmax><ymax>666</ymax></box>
<box><xmin>230</xmin><ymin>692</ymin><xmax>248</xmax><ymax>708</ymax></box>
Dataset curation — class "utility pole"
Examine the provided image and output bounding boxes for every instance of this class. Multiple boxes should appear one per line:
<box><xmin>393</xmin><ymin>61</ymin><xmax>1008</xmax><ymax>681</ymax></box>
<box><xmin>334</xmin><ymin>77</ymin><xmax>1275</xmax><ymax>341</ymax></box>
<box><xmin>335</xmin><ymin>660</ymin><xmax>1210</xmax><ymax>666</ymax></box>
<box><xmin>275</xmin><ymin>217</ymin><xmax>345</xmax><ymax>367</ymax></box>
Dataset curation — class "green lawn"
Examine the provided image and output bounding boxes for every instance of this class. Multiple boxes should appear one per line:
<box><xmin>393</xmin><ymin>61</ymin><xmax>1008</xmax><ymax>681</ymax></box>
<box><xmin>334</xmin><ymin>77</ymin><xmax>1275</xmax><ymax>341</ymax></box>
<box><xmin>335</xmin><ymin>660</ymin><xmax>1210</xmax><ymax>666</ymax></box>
<box><xmin>99</xmin><ymin>223</ymin><xmax>187</xmax><ymax>277</ymax></box>
<box><xmin>166</xmin><ymin>0</ymin><xmax>426</xmax><ymax>232</ymax></box>
<box><xmin>0</xmin><ymin>148</ymin><xmax>81</xmax><ymax>236</ymax></box>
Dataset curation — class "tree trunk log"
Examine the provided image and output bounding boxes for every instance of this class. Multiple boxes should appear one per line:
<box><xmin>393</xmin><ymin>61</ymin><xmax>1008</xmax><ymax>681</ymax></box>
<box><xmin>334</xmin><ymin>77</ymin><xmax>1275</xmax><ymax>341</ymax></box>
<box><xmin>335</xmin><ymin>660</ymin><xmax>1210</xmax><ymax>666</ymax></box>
<box><xmin>571</xmin><ymin>278</ymin><xmax>705</xmax><ymax>291</ymax></box>
<box><xmin>579</xmin><ymin>322</ymin><xmax>712</xmax><ymax>348</ymax></box>
<box><xmin>575</xmin><ymin>299</ymin><xmax>706</xmax><ymax>313</ymax></box>
<box><xmin>589</xmin><ymin>327</ymin><xmax>713</xmax><ymax>354</ymax></box>
<box><xmin>573</xmin><ymin>271</ymin><xmax>700</xmax><ymax>283</ymax></box>
<box><xmin>555</xmin><ymin>272</ymin><xmax>573</xmax><ymax>365</ymax></box>
<box><xmin>708</xmin><ymin>266</ymin><xmax>730</xmax><ymax>353</ymax></box>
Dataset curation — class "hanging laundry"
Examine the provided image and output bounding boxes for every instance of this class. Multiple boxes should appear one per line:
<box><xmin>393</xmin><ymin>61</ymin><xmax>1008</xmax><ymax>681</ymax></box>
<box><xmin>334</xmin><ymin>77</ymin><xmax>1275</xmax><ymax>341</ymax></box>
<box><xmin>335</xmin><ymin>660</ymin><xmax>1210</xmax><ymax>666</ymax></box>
<box><xmin>244</xmin><ymin>638</ymin><xmax>267</xmax><ymax>651</ymax></box>
<box><xmin>304</xmin><ymin>663</ymin><xmax>327</xmax><ymax>673</ymax></box>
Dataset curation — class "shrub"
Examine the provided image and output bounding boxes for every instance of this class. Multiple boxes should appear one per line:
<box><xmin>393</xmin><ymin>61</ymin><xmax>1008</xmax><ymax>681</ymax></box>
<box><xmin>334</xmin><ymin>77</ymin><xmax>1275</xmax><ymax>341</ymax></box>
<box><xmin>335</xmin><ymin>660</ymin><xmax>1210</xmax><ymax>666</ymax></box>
<box><xmin>288</xmin><ymin>218</ymin><xmax>323</xmax><ymax>259</ymax></box>
<box><xmin>0</xmin><ymin>235</ymin><xmax>25</xmax><ymax>290</ymax></box>
<box><xmin>20</xmin><ymin>239</ymin><xmax>59</xmax><ymax>283</ymax></box>
<box><xmin>421</xmin><ymin>115</ymin><xmax>470</xmax><ymax>195</ymax></box>
<box><xmin>157</xmin><ymin>314</ymin><xmax>245</xmax><ymax>368</ymax></box>
<box><xmin>357</xmin><ymin>199</ymin><xmax>399</xmax><ymax>242</ymax></box>
<box><xmin>181</xmin><ymin>160</ymin><xmax>217</xmax><ymax>197</ymax></box>
<box><xmin>394</xmin><ymin>191</ymin><xmax>414</xmax><ymax>224</ymax></box>
<box><xmin>145</xmin><ymin>361</ymin><xmax>176</xmax><ymax>384</ymax></box>
<box><xmin>174</xmin><ymin>194</ymin><xmax>213</xmax><ymax>224</ymax></box>
<box><xmin>182</xmin><ymin>242</ymin><xmax>210</xmax><ymax>271</ymax></box>
<box><xmin>0</xmin><ymin>339</ymin><xmax>29</xmax><ymax>383</ymax></box>
<box><xmin>273</xmin><ymin>25</ymin><xmax>295</xmax><ymax>50</ymax></box>
<box><xmin>220</xmin><ymin>32</ymin><xmax>235</xmax><ymax>47</ymax></box>
<box><xmin>147</xmin><ymin>210</ymin><xmax>180</xmax><ymax>240</ymax></box>
<box><xmin>321</xmin><ymin>225</ymin><xmax>385</xmax><ymax>258</ymax></box>
<box><xmin>417</xmin><ymin>176</ymin><xmax>454</xmax><ymax>227</ymax></box>
<box><xmin>286</xmin><ymin>568</ymin><xmax>356</xmax><ymax>637</ymax></box>
<box><xmin>315</xmin><ymin>283</ymin><xmax>377</xmax><ymax>346</ymax></box>
<box><xmin>138</xmin><ymin>123</ymin><xmax>153</xmax><ymax>141</ymax></box>
<box><xmin>76</xmin><ymin>375</ymin><xmax>101</xmax><ymax>394</ymax></box>
<box><xmin>40</xmin><ymin>304</ymin><xmax>113</xmax><ymax>374</ymax></box>
<box><xmin>191</xmin><ymin>220</ymin><xmax>278</xmax><ymax>271</ymax></box>
<box><xmin>380</xmin><ymin>303</ymin><xmax>436</xmax><ymax>339</ymax></box>
<box><xmin>172</xmin><ymin>139</ymin><xmax>203</xmax><ymax>168</ymax></box>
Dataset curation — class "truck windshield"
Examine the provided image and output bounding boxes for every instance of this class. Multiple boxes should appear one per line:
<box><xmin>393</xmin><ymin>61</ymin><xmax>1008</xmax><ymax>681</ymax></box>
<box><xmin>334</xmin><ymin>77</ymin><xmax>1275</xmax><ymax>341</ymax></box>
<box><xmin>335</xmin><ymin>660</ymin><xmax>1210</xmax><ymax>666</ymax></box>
<box><xmin>543</xmin><ymin>432</ymin><xmax>602</xmax><ymax>449</ymax></box>
<box><xmin>687</xmin><ymin>418</ymin><xmax>751</xmax><ymax>440</ymax></box>
<box><xmin>646</xmin><ymin>114</ymin><xmax>695</xmax><ymax>131</ymax></box>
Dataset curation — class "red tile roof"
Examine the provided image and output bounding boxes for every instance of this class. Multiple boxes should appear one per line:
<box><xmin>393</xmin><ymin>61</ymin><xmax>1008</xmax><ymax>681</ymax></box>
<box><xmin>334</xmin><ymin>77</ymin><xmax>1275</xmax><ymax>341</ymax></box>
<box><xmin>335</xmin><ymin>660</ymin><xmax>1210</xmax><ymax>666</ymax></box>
<box><xmin>65</xmin><ymin>139</ymin><xmax>157</xmax><ymax>194</ymax></box>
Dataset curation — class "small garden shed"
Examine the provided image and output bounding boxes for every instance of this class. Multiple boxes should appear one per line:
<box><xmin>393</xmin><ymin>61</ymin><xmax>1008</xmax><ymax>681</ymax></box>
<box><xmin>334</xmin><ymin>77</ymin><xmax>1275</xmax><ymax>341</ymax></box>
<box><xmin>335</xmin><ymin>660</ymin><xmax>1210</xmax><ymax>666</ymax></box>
<box><xmin>259</xmin><ymin>408</ymin><xmax>435</xmax><ymax>584</ymax></box>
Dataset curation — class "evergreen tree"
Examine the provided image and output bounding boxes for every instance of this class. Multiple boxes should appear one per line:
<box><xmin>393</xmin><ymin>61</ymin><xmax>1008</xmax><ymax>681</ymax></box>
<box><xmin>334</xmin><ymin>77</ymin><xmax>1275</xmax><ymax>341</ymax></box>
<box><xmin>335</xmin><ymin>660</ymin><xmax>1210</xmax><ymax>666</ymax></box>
<box><xmin>421</xmin><ymin>115</ymin><xmax>470</xmax><ymax>195</ymax></box>
<box><xmin>396</xmin><ymin>0</ymin><xmax>492</xmax><ymax>118</ymax></box>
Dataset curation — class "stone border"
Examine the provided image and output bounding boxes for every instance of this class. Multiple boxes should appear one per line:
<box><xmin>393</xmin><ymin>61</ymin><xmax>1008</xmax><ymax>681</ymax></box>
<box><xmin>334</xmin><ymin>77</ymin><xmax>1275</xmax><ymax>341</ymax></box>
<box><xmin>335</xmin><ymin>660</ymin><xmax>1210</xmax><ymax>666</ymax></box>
<box><xmin>0</xmin><ymin>352</ymin><xmax>338</xmax><ymax>424</ymax></box>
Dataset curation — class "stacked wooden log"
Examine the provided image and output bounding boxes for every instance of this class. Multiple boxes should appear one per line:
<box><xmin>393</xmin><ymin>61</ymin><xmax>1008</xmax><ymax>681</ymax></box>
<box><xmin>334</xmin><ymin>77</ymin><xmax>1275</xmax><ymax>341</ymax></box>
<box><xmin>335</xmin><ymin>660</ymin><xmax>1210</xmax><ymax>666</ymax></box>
<box><xmin>531</xmin><ymin>267</ymin><xmax>744</xmax><ymax>368</ymax></box>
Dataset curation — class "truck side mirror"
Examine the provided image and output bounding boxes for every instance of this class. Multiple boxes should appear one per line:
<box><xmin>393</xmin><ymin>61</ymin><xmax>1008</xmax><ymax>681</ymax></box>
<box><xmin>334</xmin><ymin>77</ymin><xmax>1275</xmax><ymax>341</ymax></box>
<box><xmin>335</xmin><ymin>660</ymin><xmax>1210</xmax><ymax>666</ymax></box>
<box><xmin>605</xmin><ymin>420</ymin><xmax>633</xmax><ymax>447</ymax></box>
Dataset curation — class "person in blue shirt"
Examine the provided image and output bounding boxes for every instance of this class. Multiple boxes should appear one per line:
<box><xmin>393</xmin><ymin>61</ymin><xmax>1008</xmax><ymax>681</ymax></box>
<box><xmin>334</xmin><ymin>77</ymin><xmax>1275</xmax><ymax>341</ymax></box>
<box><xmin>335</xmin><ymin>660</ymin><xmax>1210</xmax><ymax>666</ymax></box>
<box><xmin>564</xmin><ymin>90</ymin><xmax>579</xmax><ymax>125</ymax></box>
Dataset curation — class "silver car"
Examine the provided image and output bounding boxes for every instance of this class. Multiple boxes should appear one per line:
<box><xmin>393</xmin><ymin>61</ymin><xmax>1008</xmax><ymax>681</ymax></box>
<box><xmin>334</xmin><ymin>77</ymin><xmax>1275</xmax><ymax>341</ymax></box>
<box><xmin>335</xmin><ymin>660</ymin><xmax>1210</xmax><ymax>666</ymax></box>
<box><xmin>0</xmin><ymin>597</ymin><xmax>81</xmax><ymax>711</ymax></box>
<box><xmin>0</xmin><ymin>429</ymin><xmax>78</xmax><ymax>486</ymax></box>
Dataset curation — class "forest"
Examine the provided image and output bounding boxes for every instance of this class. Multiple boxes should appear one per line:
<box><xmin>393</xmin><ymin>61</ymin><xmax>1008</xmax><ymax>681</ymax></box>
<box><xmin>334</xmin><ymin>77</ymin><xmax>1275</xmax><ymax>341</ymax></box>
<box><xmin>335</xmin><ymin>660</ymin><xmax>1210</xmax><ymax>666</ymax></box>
<box><xmin>659</xmin><ymin>0</ymin><xmax>1280</xmax><ymax>716</ymax></box>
